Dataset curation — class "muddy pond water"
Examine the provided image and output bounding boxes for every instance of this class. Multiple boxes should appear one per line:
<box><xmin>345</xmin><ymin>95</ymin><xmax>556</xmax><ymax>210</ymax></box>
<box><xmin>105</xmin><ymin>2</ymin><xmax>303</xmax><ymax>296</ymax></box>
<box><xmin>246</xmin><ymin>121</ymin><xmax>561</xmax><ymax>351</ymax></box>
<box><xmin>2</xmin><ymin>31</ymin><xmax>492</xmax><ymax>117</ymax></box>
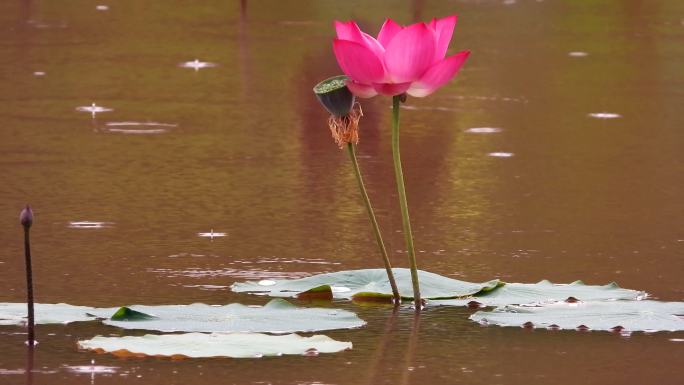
<box><xmin>1</xmin><ymin>0</ymin><xmax>683</xmax><ymax>384</ymax></box>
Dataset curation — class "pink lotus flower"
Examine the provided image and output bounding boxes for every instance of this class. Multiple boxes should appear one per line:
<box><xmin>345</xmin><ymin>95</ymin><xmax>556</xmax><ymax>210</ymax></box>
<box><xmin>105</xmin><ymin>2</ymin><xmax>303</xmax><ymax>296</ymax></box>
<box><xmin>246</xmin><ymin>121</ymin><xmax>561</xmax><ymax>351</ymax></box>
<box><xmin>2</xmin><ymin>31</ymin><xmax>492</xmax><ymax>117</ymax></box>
<box><xmin>333</xmin><ymin>16</ymin><xmax>470</xmax><ymax>98</ymax></box>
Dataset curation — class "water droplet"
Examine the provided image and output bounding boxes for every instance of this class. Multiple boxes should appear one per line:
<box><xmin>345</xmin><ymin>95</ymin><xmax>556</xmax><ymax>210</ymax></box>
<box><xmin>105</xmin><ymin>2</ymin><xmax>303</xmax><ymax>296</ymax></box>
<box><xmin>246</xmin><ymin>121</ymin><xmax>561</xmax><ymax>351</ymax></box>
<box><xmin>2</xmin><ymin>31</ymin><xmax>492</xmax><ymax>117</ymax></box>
<box><xmin>303</xmin><ymin>348</ymin><xmax>319</xmax><ymax>356</ymax></box>
<box><xmin>95</xmin><ymin>5</ymin><xmax>109</xmax><ymax>11</ymax></box>
<box><xmin>488</xmin><ymin>152</ymin><xmax>514</xmax><ymax>158</ymax></box>
<box><xmin>68</xmin><ymin>221</ymin><xmax>114</xmax><ymax>229</ymax></box>
<box><xmin>466</xmin><ymin>127</ymin><xmax>502</xmax><ymax>134</ymax></box>
<box><xmin>33</xmin><ymin>71</ymin><xmax>46</xmax><ymax>77</ymax></box>
<box><xmin>64</xmin><ymin>364</ymin><xmax>117</xmax><ymax>374</ymax></box>
<box><xmin>103</xmin><ymin>121</ymin><xmax>176</xmax><ymax>135</ymax></box>
<box><xmin>588</xmin><ymin>112</ymin><xmax>621</xmax><ymax>119</ymax></box>
<box><xmin>197</xmin><ymin>229</ymin><xmax>227</xmax><ymax>239</ymax></box>
<box><xmin>76</xmin><ymin>103</ymin><xmax>113</xmax><ymax>118</ymax></box>
<box><xmin>179</xmin><ymin>59</ymin><xmax>218</xmax><ymax>71</ymax></box>
<box><xmin>568</xmin><ymin>51</ymin><xmax>588</xmax><ymax>57</ymax></box>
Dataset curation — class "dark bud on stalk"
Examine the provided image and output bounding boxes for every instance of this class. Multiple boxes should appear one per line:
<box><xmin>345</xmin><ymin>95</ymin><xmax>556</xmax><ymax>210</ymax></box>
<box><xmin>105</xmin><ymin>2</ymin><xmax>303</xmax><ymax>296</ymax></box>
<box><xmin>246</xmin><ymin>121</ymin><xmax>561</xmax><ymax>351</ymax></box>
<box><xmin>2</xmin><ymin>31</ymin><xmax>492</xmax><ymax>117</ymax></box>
<box><xmin>313</xmin><ymin>75</ymin><xmax>363</xmax><ymax>148</ymax></box>
<box><xmin>20</xmin><ymin>205</ymin><xmax>33</xmax><ymax>229</ymax></box>
<box><xmin>313</xmin><ymin>75</ymin><xmax>355</xmax><ymax>118</ymax></box>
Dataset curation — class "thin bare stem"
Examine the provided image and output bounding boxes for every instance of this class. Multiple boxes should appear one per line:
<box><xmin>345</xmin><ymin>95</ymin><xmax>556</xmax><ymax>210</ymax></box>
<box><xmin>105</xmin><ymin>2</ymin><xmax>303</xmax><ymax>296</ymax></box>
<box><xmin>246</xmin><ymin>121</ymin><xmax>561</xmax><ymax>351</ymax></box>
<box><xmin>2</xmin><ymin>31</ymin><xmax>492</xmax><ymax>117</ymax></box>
<box><xmin>347</xmin><ymin>142</ymin><xmax>401</xmax><ymax>303</ymax></box>
<box><xmin>391</xmin><ymin>95</ymin><xmax>421</xmax><ymax>309</ymax></box>
<box><xmin>24</xmin><ymin>227</ymin><xmax>35</xmax><ymax>347</ymax></box>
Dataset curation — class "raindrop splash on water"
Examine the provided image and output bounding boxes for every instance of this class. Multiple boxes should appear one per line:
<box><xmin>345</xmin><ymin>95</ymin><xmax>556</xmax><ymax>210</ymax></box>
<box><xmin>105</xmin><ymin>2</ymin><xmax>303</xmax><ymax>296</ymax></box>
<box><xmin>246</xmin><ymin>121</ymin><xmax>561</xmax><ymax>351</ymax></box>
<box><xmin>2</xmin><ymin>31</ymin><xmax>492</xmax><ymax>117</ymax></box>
<box><xmin>68</xmin><ymin>221</ymin><xmax>114</xmax><ymax>229</ymax></box>
<box><xmin>76</xmin><ymin>103</ymin><xmax>113</xmax><ymax>118</ymax></box>
<box><xmin>588</xmin><ymin>112</ymin><xmax>621</xmax><ymax>119</ymax></box>
<box><xmin>102</xmin><ymin>121</ymin><xmax>176</xmax><ymax>135</ymax></box>
<box><xmin>488</xmin><ymin>152</ymin><xmax>514</xmax><ymax>158</ymax></box>
<box><xmin>466</xmin><ymin>127</ymin><xmax>502</xmax><ymax>134</ymax></box>
<box><xmin>179</xmin><ymin>59</ymin><xmax>218</xmax><ymax>71</ymax></box>
<box><xmin>64</xmin><ymin>362</ymin><xmax>118</xmax><ymax>374</ymax></box>
<box><xmin>197</xmin><ymin>229</ymin><xmax>227</xmax><ymax>240</ymax></box>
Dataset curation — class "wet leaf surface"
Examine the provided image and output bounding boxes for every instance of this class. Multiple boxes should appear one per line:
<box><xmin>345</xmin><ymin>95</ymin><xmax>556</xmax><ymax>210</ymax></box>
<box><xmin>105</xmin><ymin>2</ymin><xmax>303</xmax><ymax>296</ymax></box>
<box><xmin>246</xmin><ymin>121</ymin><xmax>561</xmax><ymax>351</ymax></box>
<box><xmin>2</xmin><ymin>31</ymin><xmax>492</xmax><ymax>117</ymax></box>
<box><xmin>470</xmin><ymin>300</ymin><xmax>684</xmax><ymax>332</ymax></box>
<box><xmin>231</xmin><ymin>268</ymin><xmax>500</xmax><ymax>300</ymax></box>
<box><xmin>78</xmin><ymin>332</ymin><xmax>352</xmax><ymax>358</ymax></box>
<box><xmin>429</xmin><ymin>280</ymin><xmax>645</xmax><ymax>307</ymax></box>
<box><xmin>0</xmin><ymin>299</ymin><xmax>365</xmax><ymax>333</ymax></box>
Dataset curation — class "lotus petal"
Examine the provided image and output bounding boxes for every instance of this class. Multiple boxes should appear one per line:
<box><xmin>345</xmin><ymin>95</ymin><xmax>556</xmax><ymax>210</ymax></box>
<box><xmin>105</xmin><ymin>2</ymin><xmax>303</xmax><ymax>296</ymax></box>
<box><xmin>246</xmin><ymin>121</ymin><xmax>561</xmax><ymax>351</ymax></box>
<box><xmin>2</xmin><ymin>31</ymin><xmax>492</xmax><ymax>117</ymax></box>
<box><xmin>333</xmin><ymin>39</ymin><xmax>385</xmax><ymax>84</ymax></box>
<box><xmin>373</xmin><ymin>82</ymin><xmax>412</xmax><ymax>96</ymax></box>
<box><xmin>345</xmin><ymin>80</ymin><xmax>378</xmax><ymax>98</ymax></box>
<box><xmin>384</xmin><ymin>23</ymin><xmax>436</xmax><ymax>83</ymax></box>
<box><xmin>334</xmin><ymin>21</ymin><xmax>385</xmax><ymax>59</ymax></box>
<box><xmin>407</xmin><ymin>50</ymin><xmax>470</xmax><ymax>97</ymax></box>
<box><xmin>430</xmin><ymin>15</ymin><xmax>457</xmax><ymax>62</ymax></box>
<box><xmin>377</xmin><ymin>18</ymin><xmax>403</xmax><ymax>48</ymax></box>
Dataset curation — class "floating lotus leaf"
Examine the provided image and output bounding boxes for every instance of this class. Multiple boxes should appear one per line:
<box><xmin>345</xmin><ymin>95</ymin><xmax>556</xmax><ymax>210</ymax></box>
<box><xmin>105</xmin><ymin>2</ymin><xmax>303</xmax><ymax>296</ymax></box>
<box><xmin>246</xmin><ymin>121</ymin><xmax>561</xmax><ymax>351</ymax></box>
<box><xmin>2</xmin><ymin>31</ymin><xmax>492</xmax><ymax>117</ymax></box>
<box><xmin>78</xmin><ymin>332</ymin><xmax>352</xmax><ymax>358</ymax></box>
<box><xmin>231</xmin><ymin>268</ymin><xmax>501</xmax><ymax>300</ymax></box>
<box><xmin>470</xmin><ymin>300</ymin><xmax>684</xmax><ymax>332</ymax></box>
<box><xmin>429</xmin><ymin>280</ymin><xmax>646</xmax><ymax>307</ymax></box>
<box><xmin>0</xmin><ymin>300</ymin><xmax>364</xmax><ymax>333</ymax></box>
<box><xmin>0</xmin><ymin>303</ymin><xmax>116</xmax><ymax>326</ymax></box>
<box><xmin>102</xmin><ymin>299</ymin><xmax>365</xmax><ymax>333</ymax></box>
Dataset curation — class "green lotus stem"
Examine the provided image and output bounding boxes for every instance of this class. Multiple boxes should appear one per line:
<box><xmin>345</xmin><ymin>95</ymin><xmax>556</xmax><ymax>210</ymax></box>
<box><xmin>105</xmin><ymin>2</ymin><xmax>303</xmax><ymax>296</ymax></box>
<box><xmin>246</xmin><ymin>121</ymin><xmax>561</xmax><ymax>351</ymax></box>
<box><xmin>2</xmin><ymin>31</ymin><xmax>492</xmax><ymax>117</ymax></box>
<box><xmin>20</xmin><ymin>206</ymin><xmax>35</xmax><ymax>347</ymax></box>
<box><xmin>346</xmin><ymin>142</ymin><xmax>400</xmax><ymax>303</ymax></box>
<box><xmin>391</xmin><ymin>95</ymin><xmax>421</xmax><ymax>309</ymax></box>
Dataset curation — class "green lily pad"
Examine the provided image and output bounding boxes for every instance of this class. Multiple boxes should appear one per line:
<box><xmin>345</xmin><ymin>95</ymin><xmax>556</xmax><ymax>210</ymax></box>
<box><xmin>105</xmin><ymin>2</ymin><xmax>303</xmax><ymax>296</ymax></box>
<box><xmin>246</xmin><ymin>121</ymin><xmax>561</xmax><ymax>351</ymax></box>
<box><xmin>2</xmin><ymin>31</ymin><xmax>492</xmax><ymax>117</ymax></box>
<box><xmin>0</xmin><ymin>303</ymin><xmax>116</xmax><ymax>326</ymax></box>
<box><xmin>470</xmin><ymin>300</ymin><xmax>684</xmax><ymax>332</ymax></box>
<box><xmin>231</xmin><ymin>268</ymin><xmax>501</xmax><ymax>300</ymax></box>
<box><xmin>0</xmin><ymin>300</ymin><xmax>364</xmax><ymax>333</ymax></box>
<box><xmin>78</xmin><ymin>332</ymin><xmax>352</xmax><ymax>358</ymax></box>
<box><xmin>429</xmin><ymin>280</ymin><xmax>646</xmax><ymax>307</ymax></box>
<box><xmin>102</xmin><ymin>299</ymin><xmax>365</xmax><ymax>333</ymax></box>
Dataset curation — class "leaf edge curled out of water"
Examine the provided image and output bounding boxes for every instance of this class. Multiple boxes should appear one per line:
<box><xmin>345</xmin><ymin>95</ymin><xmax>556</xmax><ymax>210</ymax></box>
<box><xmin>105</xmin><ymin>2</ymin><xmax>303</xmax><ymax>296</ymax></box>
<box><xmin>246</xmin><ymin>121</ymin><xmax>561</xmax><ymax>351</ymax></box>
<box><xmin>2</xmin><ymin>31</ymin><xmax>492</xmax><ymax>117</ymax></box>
<box><xmin>110</xmin><ymin>307</ymin><xmax>157</xmax><ymax>321</ymax></box>
<box><xmin>78</xmin><ymin>332</ymin><xmax>353</xmax><ymax>359</ymax></box>
<box><xmin>230</xmin><ymin>268</ymin><xmax>501</xmax><ymax>300</ymax></box>
<box><xmin>469</xmin><ymin>300</ymin><xmax>684</xmax><ymax>332</ymax></box>
<box><xmin>428</xmin><ymin>280</ymin><xmax>646</xmax><ymax>308</ymax></box>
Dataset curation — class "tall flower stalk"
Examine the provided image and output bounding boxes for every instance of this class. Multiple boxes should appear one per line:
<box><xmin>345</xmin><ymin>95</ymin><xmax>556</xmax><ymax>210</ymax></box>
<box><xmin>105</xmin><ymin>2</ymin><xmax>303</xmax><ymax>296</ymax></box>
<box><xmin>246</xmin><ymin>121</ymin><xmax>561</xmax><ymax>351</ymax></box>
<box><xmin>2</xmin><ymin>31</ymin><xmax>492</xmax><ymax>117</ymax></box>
<box><xmin>390</xmin><ymin>95</ymin><xmax>421</xmax><ymax>308</ymax></box>
<box><xmin>331</xmin><ymin>16</ymin><xmax>470</xmax><ymax>308</ymax></box>
<box><xmin>314</xmin><ymin>76</ymin><xmax>400</xmax><ymax>303</ymax></box>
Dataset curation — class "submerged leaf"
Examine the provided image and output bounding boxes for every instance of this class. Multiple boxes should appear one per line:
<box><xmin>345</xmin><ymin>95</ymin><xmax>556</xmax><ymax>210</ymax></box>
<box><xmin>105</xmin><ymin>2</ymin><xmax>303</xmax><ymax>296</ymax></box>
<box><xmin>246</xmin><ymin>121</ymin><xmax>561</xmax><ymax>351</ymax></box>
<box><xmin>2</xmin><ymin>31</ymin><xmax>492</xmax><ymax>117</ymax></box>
<box><xmin>78</xmin><ymin>332</ymin><xmax>352</xmax><ymax>358</ymax></box>
<box><xmin>430</xmin><ymin>280</ymin><xmax>645</xmax><ymax>307</ymax></box>
<box><xmin>231</xmin><ymin>268</ymin><xmax>500</xmax><ymax>300</ymax></box>
<box><xmin>102</xmin><ymin>299</ymin><xmax>365</xmax><ymax>333</ymax></box>
<box><xmin>470</xmin><ymin>300</ymin><xmax>684</xmax><ymax>332</ymax></box>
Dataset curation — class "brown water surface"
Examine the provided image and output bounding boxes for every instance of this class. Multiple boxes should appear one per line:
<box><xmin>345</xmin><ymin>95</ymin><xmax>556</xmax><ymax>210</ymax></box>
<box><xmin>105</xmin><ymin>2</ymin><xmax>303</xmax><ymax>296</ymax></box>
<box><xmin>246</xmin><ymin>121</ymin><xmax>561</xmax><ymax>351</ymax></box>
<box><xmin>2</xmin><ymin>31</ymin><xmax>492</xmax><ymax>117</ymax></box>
<box><xmin>1</xmin><ymin>0</ymin><xmax>683</xmax><ymax>384</ymax></box>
